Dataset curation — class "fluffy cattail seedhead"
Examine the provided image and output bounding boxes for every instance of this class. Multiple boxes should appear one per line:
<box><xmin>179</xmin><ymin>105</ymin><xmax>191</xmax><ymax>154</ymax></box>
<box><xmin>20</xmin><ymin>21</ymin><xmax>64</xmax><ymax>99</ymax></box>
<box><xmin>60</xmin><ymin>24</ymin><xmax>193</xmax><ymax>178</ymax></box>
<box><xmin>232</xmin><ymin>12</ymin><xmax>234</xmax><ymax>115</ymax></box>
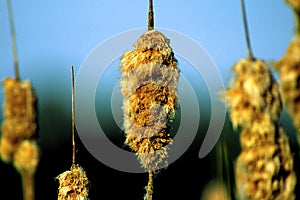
<box><xmin>0</xmin><ymin>77</ymin><xmax>38</xmax><ymax>164</ymax></box>
<box><xmin>236</xmin><ymin>128</ymin><xmax>296</xmax><ymax>200</ymax></box>
<box><xmin>13</xmin><ymin>139</ymin><xmax>39</xmax><ymax>175</ymax></box>
<box><xmin>226</xmin><ymin>59</ymin><xmax>281</xmax><ymax>129</ymax></box>
<box><xmin>0</xmin><ymin>77</ymin><xmax>39</xmax><ymax>200</ymax></box>
<box><xmin>2</xmin><ymin>78</ymin><xmax>37</xmax><ymax>139</ymax></box>
<box><xmin>226</xmin><ymin>59</ymin><xmax>296</xmax><ymax>200</ymax></box>
<box><xmin>57</xmin><ymin>164</ymin><xmax>89</xmax><ymax>200</ymax></box>
<box><xmin>274</xmin><ymin>37</ymin><xmax>300</xmax><ymax>141</ymax></box>
<box><xmin>120</xmin><ymin>29</ymin><xmax>179</xmax><ymax>171</ymax></box>
<box><xmin>286</xmin><ymin>0</ymin><xmax>300</xmax><ymax>12</ymax></box>
<box><xmin>0</xmin><ymin>78</ymin><xmax>37</xmax><ymax>162</ymax></box>
<box><xmin>0</xmin><ymin>136</ymin><xmax>16</xmax><ymax>162</ymax></box>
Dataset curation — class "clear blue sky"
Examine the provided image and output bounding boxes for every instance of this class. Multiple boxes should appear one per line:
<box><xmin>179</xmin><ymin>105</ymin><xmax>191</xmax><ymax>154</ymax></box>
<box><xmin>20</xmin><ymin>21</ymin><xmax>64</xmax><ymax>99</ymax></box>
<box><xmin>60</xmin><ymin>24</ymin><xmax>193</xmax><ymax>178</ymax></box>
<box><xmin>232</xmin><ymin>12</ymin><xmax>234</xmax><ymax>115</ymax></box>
<box><xmin>0</xmin><ymin>0</ymin><xmax>295</xmax><ymax>124</ymax></box>
<box><xmin>0</xmin><ymin>0</ymin><xmax>294</xmax><ymax>80</ymax></box>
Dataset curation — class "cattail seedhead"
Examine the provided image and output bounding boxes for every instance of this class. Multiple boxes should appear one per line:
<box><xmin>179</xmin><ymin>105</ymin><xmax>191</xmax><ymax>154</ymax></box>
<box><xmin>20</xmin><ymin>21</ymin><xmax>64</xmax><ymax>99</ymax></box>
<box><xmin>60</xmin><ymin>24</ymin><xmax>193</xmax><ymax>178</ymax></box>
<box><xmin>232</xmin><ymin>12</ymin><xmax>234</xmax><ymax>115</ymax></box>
<box><xmin>1</xmin><ymin>78</ymin><xmax>37</xmax><ymax>140</ymax></box>
<box><xmin>57</xmin><ymin>164</ymin><xmax>90</xmax><ymax>200</ymax></box>
<box><xmin>13</xmin><ymin>139</ymin><xmax>39</xmax><ymax>175</ymax></box>
<box><xmin>226</xmin><ymin>58</ymin><xmax>296</xmax><ymax>199</ymax></box>
<box><xmin>235</xmin><ymin>127</ymin><xmax>296</xmax><ymax>200</ymax></box>
<box><xmin>274</xmin><ymin>38</ymin><xmax>300</xmax><ymax>132</ymax></box>
<box><xmin>120</xmin><ymin>29</ymin><xmax>179</xmax><ymax>171</ymax></box>
<box><xmin>0</xmin><ymin>136</ymin><xmax>16</xmax><ymax>162</ymax></box>
<box><xmin>286</xmin><ymin>0</ymin><xmax>300</xmax><ymax>12</ymax></box>
<box><xmin>0</xmin><ymin>78</ymin><xmax>38</xmax><ymax>162</ymax></box>
<box><xmin>226</xmin><ymin>59</ymin><xmax>281</xmax><ymax>129</ymax></box>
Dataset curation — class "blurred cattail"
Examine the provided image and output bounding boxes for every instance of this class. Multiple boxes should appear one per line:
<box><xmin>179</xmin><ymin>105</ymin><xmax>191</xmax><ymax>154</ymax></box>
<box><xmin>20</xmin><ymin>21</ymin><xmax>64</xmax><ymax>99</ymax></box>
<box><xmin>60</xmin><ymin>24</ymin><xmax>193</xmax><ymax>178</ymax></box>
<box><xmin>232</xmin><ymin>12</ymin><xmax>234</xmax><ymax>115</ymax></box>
<box><xmin>0</xmin><ymin>1</ymin><xmax>40</xmax><ymax>200</ymax></box>
<box><xmin>226</xmin><ymin>59</ymin><xmax>296</xmax><ymax>200</ymax></box>
<box><xmin>14</xmin><ymin>139</ymin><xmax>39</xmax><ymax>200</ymax></box>
<box><xmin>286</xmin><ymin>0</ymin><xmax>300</xmax><ymax>36</ymax></box>
<box><xmin>119</xmin><ymin>1</ymin><xmax>179</xmax><ymax>199</ymax></box>
<box><xmin>201</xmin><ymin>141</ymin><xmax>231</xmax><ymax>200</ymax></box>
<box><xmin>0</xmin><ymin>71</ymin><xmax>40</xmax><ymax>200</ymax></box>
<box><xmin>56</xmin><ymin>66</ymin><xmax>90</xmax><ymax>200</ymax></box>
<box><xmin>201</xmin><ymin>179</ymin><xmax>230</xmax><ymax>200</ymax></box>
<box><xmin>273</xmin><ymin>0</ymin><xmax>300</xmax><ymax>144</ymax></box>
<box><xmin>0</xmin><ymin>78</ymin><xmax>38</xmax><ymax>161</ymax></box>
<box><xmin>225</xmin><ymin>1</ymin><xmax>296</xmax><ymax>199</ymax></box>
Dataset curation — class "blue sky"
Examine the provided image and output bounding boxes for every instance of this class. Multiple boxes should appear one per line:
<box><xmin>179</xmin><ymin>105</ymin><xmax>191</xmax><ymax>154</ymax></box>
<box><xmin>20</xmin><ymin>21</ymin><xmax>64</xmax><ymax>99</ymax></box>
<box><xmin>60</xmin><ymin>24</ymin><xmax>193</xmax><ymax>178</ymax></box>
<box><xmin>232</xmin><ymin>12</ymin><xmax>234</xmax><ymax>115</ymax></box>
<box><xmin>0</xmin><ymin>0</ymin><xmax>294</xmax><ymax>81</ymax></box>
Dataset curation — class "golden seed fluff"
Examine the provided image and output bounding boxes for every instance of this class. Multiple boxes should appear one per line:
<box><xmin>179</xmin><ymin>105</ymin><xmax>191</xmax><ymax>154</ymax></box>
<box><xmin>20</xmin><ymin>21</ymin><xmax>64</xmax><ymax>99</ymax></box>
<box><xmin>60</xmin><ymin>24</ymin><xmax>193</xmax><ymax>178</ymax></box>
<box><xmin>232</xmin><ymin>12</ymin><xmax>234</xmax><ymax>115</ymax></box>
<box><xmin>0</xmin><ymin>77</ymin><xmax>38</xmax><ymax>162</ymax></box>
<box><xmin>13</xmin><ymin>139</ymin><xmax>39</xmax><ymax>175</ymax></box>
<box><xmin>286</xmin><ymin>0</ymin><xmax>300</xmax><ymax>11</ymax></box>
<box><xmin>120</xmin><ymin>29</ymin><xmax>179</xmax><ymax>171</ymax></box>
<box><xmin>0</xmin><ymin>77</ymin><xmax>39</xmax><ymax>200</ymax></box>
<box><xmin>226</xmin><ymin>58</ymin><xmax>296</xmax><ymax>200</ymax></box>
<box><xmin>274</xmin><ymin>37</ymin><xmax>300</xmax><ymax>142</ymax></box>
<box><xmin>1</xmin><ymin>78</ymin><xmax>37</xmax><ymax>142</ymax></box>
<box><xmin>57</xmin><ymin>164</ymin><xmax>90</xmax><ymax>200</ymax></box>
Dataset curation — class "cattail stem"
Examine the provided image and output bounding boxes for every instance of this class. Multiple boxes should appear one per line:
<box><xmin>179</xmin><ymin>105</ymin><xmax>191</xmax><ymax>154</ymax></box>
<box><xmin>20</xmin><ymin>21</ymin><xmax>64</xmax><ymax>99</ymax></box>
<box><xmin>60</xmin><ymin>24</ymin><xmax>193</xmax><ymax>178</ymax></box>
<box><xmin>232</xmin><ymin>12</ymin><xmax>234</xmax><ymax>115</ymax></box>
<box><xmin>216</xmin><ymin>142</ymin><xmax>223</xmax><ymax>186</ymax></box>
<box><xmin>146</xmin><ymin>171</ymin><xmax>153</xmax><ymax>200</ymax></box>
<box><xmin>71</xmin><ymin>66</ymin><xmax>76</xmax><ymax>165</ymax></box>
<box><xmin>20</xmin><ymin>170</ymin><xmax>34</xmax><ymax>200</ymax></box>
<box><xmin>240</xmin><ymin>0</ymin><xmax>254</xmax><ymax>60</ymax></box>
<box><xmin>295</xmin><ymin>11</ymin><xmax>300</xmax><ymax>36</ymax></box>
<box><xmin>222</xmin><ymin>141</ymin><xmax>233</xmax><ymax>199</ymax></box>
<box><xmin>148</xmin><ymin>0</ymin><xmax>154</xmax><ymax>30</ymax></box>
<box><xmin>7</xmin><ymin>0</ymin><xmax>20</xmax><ymax>80</ymax></box>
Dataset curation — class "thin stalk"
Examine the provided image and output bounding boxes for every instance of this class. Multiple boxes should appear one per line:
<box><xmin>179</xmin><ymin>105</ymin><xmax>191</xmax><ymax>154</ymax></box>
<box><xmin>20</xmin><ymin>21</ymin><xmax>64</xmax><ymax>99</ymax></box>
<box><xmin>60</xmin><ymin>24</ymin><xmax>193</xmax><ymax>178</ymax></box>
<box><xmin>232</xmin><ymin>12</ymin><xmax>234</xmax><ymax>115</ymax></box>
<box><xmin>146</xmin><ymin>171</ymin><xmax>153</xmax><ymax>200</ymax></box>
<box><xmin>295</xmin><ymin>11</ymin><xmax>300</xmax><ymax>36</ymax></box>
<box><xmin>222</xmin><ymin>141</ymin><xmax>233</xmax><ymax>200</ymax></box>
<box><xmin>71</xmin><ymin>66</ymin><xmax>76</xmax><ymax>165</ymax></box>
<box><xmin>20</xmin><ymin>170</ymin><xmax>34</xmax><ymax>200</ymax></box>
<box><xmin>216</xmin><ymin>142</ymin><xmax>223</xmax><ymax>188</ymax></box>
<box><xmin>240</xmin><ymin>0</ymin><xmax>254</xmax><ymax>60</ymax></box>
<box><xmin>148</xmin><ymin>0</ymin><xmax>154</xmax><ymax>30</ymax></box>
<box><xmin>7</xmin><ymin>0</ymin><xmax>20</xmax><ymax>80</ymax></box>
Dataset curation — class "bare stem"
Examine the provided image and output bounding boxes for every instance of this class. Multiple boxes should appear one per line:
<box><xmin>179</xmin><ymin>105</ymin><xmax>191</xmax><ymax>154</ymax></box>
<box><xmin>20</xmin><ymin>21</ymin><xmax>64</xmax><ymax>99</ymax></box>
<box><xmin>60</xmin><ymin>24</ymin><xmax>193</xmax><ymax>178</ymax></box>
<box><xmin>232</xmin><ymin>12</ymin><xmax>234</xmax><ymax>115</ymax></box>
<box><xmin>216</xmin><ymin>142</ymin><xmax>223</xmax><ymax>186</ymax></box>
<box><xmin>148</xmin><ymin>0</ymin><xmax>154</xmax><ymax>30</ymax></box>
<box><xmin>71</xmin><ymin>66</ymin><xmax>76</xmax><ymax>165</ymax></box>
<box><xmin>240</xmin><ymin>0</ymin><xmax>254</xmax><ymax>60</ymax></box>
<box><xmin>20</xmin><ymin>170</ymin><xmax>34</xmax><ymax>200</ymax></box>
<box><xmin>7</xmin><ymin>0</ymin><xmax>20</xmax><ymax>80</ymax></box>
<box><xmin>295</xmin><ymin>11</ymin><xmax>300</xmax><ymax>36</ymax></box>
<box><xmin>222</xmin><ymin>141</ymin><xmax>233</xmax><ymax>199</ymax></box>
<box><xmin>146</xmin><ymin>171</ymin><xmax>153</xmax><ymax>200</ymax></box>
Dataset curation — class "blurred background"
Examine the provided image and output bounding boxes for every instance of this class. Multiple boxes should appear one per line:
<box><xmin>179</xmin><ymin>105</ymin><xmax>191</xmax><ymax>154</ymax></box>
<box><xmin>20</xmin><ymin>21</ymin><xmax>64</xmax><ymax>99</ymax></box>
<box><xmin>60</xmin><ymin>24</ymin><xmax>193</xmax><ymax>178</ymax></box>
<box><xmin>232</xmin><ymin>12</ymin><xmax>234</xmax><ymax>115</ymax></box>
<box><xmin>0</xmin><ymin>0</ymin><xmax>297</xmax><ymax>199</ymax></box>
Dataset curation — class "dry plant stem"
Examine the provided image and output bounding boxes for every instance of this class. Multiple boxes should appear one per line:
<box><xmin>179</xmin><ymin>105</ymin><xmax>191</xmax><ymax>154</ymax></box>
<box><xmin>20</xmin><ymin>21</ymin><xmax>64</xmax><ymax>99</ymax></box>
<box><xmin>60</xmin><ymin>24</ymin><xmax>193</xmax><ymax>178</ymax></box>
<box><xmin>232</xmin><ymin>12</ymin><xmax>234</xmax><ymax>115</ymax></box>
<box><xmin>240</xmin><ymin>0</ymin><xmax>254</xmax><ymax>60</ymax></box>
<box><xmin>20</xmin><ymin>170</ymin><xmax>34</xmax><ymax>200</ymax></box>
<box><xmin>71</xmin><ymin>66</ymin><xmax>76</xmax><ymax>165</ymax></box>
<box><xmin>295</xmin><ymin>11</ymin><xmax>300</xmax><ymax>36</ymax></box>
<box><xmin>146</xmin><ymin>171</ymin><xmax>153</xmax><ymax>200</ymax></box>
<box><xmin>222</xmin><ymin>142</ymin><xmax>232</xmax><ymax>198</ymax></box>
<box><xmin>7</xmin><ymin>0</ymin><xmax>20</xmax><ymax>80</ymax></box>
<box><xmin>148</xmin><ymin>0</ymin><xmax>154</xmax><ymax>30</ymax></box>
